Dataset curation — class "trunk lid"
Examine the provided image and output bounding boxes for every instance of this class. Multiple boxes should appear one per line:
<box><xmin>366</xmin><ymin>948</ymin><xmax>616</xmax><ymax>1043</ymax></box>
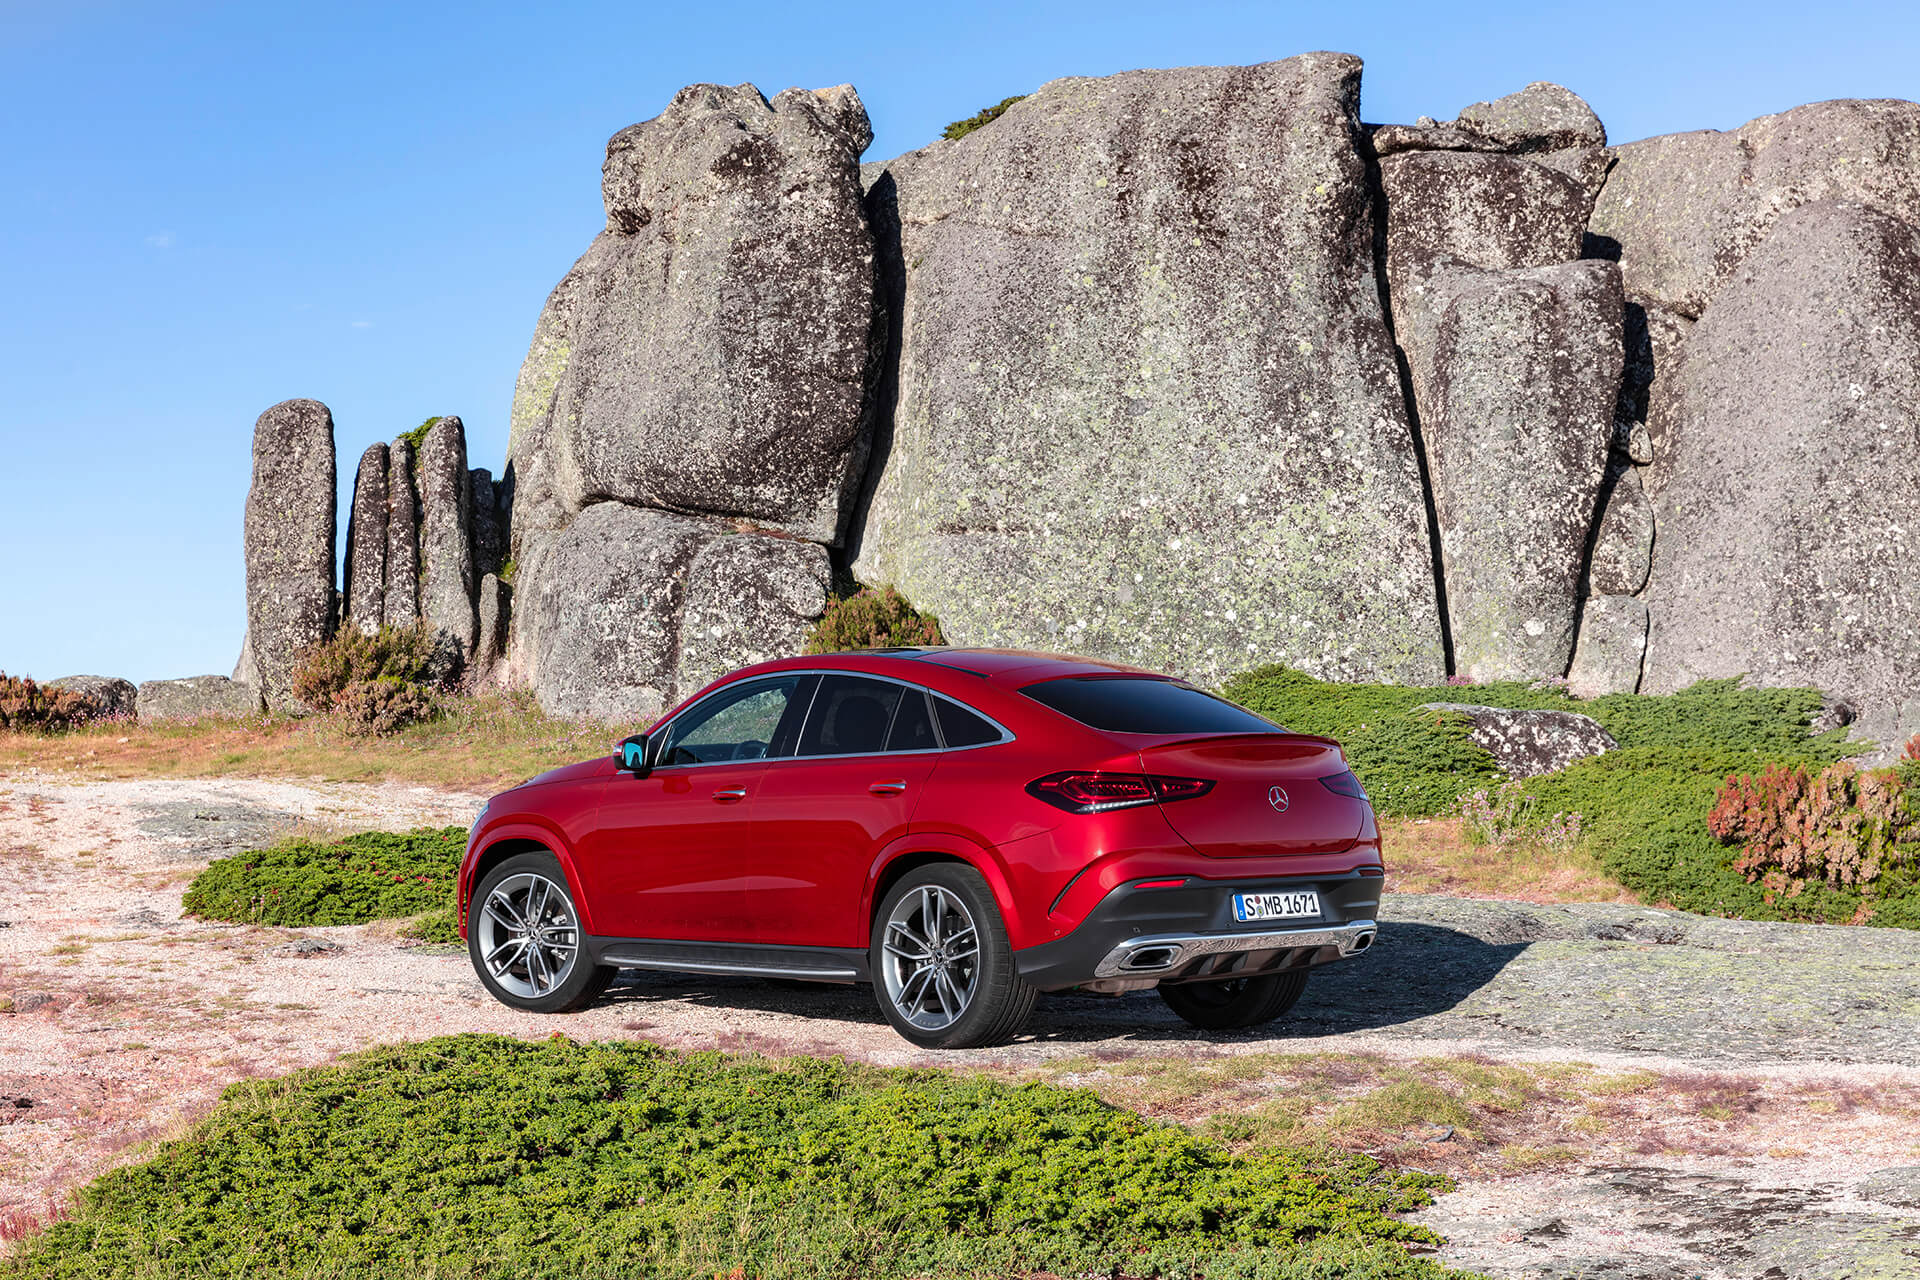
<box><xmin>1138</xmin><ymin>734</ymin><xmax>1365</xmax><ymax>857</ymax></box>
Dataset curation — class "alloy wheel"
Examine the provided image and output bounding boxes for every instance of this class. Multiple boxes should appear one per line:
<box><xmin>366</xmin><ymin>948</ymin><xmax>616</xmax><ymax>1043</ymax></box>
<box><xmin>475</xmin><ymin>872</ymin><xmax>580</xmax><ymax>999</ymax></box>
<box><xmin>880</xmin><ymin>884</ymin><xmax>981</xmax><ymax>1032</ymax></box>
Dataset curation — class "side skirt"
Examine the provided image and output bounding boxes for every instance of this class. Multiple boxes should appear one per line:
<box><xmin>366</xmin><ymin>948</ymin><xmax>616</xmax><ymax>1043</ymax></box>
<box><xmin>586</xmin><ymin>936</ymin><xmax>870</xmax><ymax>985</ymax></box>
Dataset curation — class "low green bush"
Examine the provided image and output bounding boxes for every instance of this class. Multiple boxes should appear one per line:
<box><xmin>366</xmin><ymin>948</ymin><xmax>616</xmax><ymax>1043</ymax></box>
<box><xmin>181</xmin><ymin>827</ymin><xmax>465</xmax><ymax>931</ymax></box>
<box><xmin>943</xmin><ymin>94</ymin><xmax>1026</xmax><ymax>141</ymax></box>
<box><xmin>1218</xmin><ymin>666</ymin><xmax>1900</xmax><ymax>927</ymax></box>
<box><xmin>8</xmin><ymin>1035</ymin><xmax>1465</xmax><ymax>1280</ymax></box>
<box><xmin>0</xmin><ymin>673</ymin><xmax>103</xmax><ymax>733</ymax></box>
<box><xmin>803</xmin><ymin>585</ymin><xmax>945</xmax><ymax>654</ymax></box>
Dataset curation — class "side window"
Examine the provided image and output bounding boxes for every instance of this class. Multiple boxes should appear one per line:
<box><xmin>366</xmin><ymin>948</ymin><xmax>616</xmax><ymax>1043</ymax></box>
<box><xmin>656</xmin><ymin>676</ymin><xmax>804</xmax><ymax>766</ymax></box>
<box><xmin>797</xmin><ymin>676</ymin><xmax>903</xmax><ymax>757</ymax></box>
<box><xmin>934</xmin><ymin>695</ymin><xmax>1002</xmax><ymax>748</ymax></box>
<box><xmin>886</xmin><ymin>688</ymin><xmax>938</xmax><ymax>752</ymax></box>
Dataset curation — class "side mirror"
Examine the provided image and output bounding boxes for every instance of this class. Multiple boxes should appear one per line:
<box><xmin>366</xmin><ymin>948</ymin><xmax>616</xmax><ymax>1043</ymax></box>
<box><xmin>616</xmin><ymin>733</ymin><xmax>650</xmax><ymax>775</ymax></box>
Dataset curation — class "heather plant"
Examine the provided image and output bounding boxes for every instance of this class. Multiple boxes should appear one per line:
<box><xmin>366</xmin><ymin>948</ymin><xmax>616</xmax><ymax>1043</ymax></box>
<box><xmin>291</xmin><ymin>623</ymin><xmax>443</xmax><ymax>734</ymax></box>
<box><xmin>1709</xmin><ymin>761</ymin><xmax>1918</xmax><ymax>900</ymax></box>
<box><xmin>804</xmin><ymin>585</ymin><xmax>945</xmax><ymax>654</ymax></box>
<box><xmin>9</xmin><ymin>1035</ymin><xmax>1463</xmax><ymax>1280</ymax></box>
<box><xmin>0</xmin><ymin>673</ymin><xmax>104</xmax><ymax>733</ymax></box>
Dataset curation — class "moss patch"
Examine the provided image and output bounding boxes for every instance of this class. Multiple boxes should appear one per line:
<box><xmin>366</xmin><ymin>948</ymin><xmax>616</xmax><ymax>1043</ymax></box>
<box><xmin>942</xmin><ymin>94</ymin><xmax>1026</xmax><ymax>141</ymax></box>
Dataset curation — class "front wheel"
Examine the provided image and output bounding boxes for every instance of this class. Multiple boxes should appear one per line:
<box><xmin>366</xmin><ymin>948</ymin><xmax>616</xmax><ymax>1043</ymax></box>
<box><xmin>871</xmin><ymin>865</ymin><xmax>1035</xmax><ymax>1049</ymax></box>
<box><xmin>1158</xmin><ymin>970</ymin><xmax>1309</xmax><ymax>1030</ymax></box>
<box><xmin>468</xmin><ymin>851</ymin><xmax>614</xmax><ymax>1013</ymax></box>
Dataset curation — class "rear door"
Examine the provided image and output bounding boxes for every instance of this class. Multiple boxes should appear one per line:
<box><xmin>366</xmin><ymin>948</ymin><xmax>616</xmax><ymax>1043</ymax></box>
<box><xmin>578</xmin><ymin>674</ymin><xmax>813</xmax><ymax>941</ymax></box>
<box><xmin>746</xmin><ymin>675</ymin><xmax>940</xmax><ymax>948</ymax></box>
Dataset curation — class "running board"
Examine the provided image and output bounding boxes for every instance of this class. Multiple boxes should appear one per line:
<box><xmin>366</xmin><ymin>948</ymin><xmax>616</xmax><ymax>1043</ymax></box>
<box><xmin>589</xmin><ymin>937</ymin><xmax>867</xmax><ymax>985</ymax></box>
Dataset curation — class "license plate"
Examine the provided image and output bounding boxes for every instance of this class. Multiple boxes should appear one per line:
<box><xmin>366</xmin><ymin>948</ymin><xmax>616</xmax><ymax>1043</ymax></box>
<box><xmin>1232</xmin><ymin>890</ymin><xmax>1321</xmax><ymax>923</ymax></box>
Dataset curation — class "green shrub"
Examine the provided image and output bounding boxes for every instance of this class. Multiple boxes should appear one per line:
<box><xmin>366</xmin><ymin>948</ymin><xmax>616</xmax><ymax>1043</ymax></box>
<box><xmin>181</xmin><ymin>827</ymin><xmax>465</xmax><ymax>930</ymax></box>
<box><xmin>943</xmin><ymin>94</ymin><xmax>1026</xmax><ymax>141</ymax></box>
<box><xmin>1216</xmin><ymin>666</ymin><xmax>1912</xmax><ymax>927</ymax></box>
<box><xmin>803</xmin><ymin>585</ymin><xmax>945</xmax><ymax>654</ymax></box>
<box><xmin>0</xmin><ymin>673</ymin><xmax>103</xmax><ymax>733</ymax></box>
<box><xmin>8</xmin><ymin>1035</ymin><xmax>1465</xmax><ymax>1280</ymax></box>
<box><xmin>393</xmin><ymin>415</ymin><xmax>442</xmax><ymax>455</ymax></box>
<box><xmin>291</xmin><ymin>624</ymin><xmax>442</xmax><ymax>734</ymax></box>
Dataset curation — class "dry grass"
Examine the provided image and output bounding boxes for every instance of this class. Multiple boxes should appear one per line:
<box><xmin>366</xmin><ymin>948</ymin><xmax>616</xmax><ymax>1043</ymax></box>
<box><xmin>1011</xmin><ymin>1050</ymin><xmax>1920</xmax><ymax>1179</ymax></box>
<box><xmin>0</xmin><ymin>693</ymin><xmax>619</xmax><ymax>792</ymax></box>
<box><xmin>1381</xmin><ymin>816</ymin><xmax>1636</xmax><ymax>904</ymax></box>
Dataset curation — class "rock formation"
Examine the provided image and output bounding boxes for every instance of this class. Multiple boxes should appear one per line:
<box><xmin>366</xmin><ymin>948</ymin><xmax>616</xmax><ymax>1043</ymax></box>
<box><xmin>855</xmin><ymin>56</ymin><xmax>1446</xmax><ymax>687</ymax></box>
<box><xmin>137</xmin><ymin>676</ymin><xmax>263</xmax><ymax>721</ymax></box>
<box><xmin>1418</xmin><ymin>703</ymin><xmax>1617</xmax><ymax>777</ymax></box>
<box><xmin>1639</xmin><ymin>200</ymin><xmax>1920</xmax><ymax>754</ymax></box>
<box><xmin>242</xmin><ymin>399</ymin><xmax>336</xmax><ymax>711</ymax></box>
<box><xmin>1404</xmin><ymin>258</ymin><xmax>1623</xmax><ymax>681</ymax></box>
<box><xmin>1591</xmin><ymin>99</ymin><xmax>1920</xmax><ymax>318</ymax></box>
<box><xmin>47</xmin><ymin>676</ymin><xmax>137</xmax><ymax>719</ymax></box>
<box><xmin>504</xmin><ymin>81</ymin><xmax>878</xmax><ymax>718</ymax></box>
<box><xmin>417</xmin><ymin>417</ymin><xmax>477</xmax><ymax>661</ymax></box>
<box><xmin>237</xmin><ymin>65</ymin><xmax>1920</xmax><ymax>754</ymax></box>
<box><xmin>342</xmin><ymin>443</ymin><xmax>389</xmax><ymax>635</ymax></box>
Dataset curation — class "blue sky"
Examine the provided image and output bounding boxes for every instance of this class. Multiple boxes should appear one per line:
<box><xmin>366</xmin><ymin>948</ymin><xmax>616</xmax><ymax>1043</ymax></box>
<box><xmin>3</xmin><ymin>0</ymin><xmax>1916</xmax><ymax>683</ymax></box>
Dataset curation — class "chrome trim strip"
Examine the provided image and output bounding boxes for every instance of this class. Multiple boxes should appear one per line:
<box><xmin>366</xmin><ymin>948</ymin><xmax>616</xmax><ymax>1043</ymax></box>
<box><xmin>1092</xmin><ymin>919</ymin><xmax>1378</xmax><ymax>978</ymax></box>
<box><xmin>600</xmin><ymin>953</ymin><xmax>859</xmax><ymax>984</ymax></box>
<box><xmin>642</xmin><ymin>668</ymin><xmax>1015</xmax><ymax>773</ymax></box>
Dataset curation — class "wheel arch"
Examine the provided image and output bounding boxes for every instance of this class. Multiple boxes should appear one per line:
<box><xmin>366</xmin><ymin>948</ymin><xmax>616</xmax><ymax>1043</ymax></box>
<box><xmin>862</xmin><ymin>833</ymin><xmax>1020</xmax><ymax>949</ymax></box>
<box><xmin>461</xmin><ymin>823</ymin><xmax>598</xmax><ymax>937</ymax></box>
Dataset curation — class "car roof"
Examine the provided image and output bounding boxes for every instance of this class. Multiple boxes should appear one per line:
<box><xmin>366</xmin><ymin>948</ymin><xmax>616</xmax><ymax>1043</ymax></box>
<box><xmin>731</xmin><ymin>647</ymin><xmax>1167</xmax><ymax>687</ymax></box>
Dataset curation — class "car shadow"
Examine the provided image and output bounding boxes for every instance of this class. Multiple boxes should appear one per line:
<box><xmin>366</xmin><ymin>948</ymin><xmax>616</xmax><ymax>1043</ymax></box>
<box><xmin>593</xmin><ymin>920</ymin><xmax>1527</xmax><ymax>1049</ymax></box>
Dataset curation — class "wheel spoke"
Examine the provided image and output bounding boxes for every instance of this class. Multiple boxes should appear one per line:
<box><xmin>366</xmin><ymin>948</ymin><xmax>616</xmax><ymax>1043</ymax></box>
<box><xmin>485</xmin><ymin>891</ymin><xmax>525</xmax><ymax>931</ymax></box>
<box><xmin>934</xmin><ymin>968</ymin><xmax>966</xmax><ymax>1016</ymax></box>
<box><xmin>900</xmin><ymin>966</ymin><xmax>933</xmax><ymax>1015</ymax></box>
<box><xmin>528</xmin><ymin>941</ymin><xmax>551</xmax><ymax>993</ymax></box>
<box><xmin>927</xmin><ymin>887</ymin><xmax>945</xmax><ymax>941</ymax></box>
<box><xmin>946</xmin><ymin>944</ymin><xmax>979</xmax><ymax>963</ymax></box>
<box><xmin>485</xmin><ymin>936</ymin><xmax>529</xmax><ymax>973</ymax></box>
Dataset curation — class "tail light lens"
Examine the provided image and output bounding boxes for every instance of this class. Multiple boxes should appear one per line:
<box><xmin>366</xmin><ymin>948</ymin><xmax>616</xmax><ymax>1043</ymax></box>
<box><xmin>1027</xmin><ymin>771</ymin><xmax>1215</xmax><ymax>814</ymax></box>
<box><xmin>1319</xmin><ymin>769</ymin><xmax>1369</xmax><ymax>800</ymax></box>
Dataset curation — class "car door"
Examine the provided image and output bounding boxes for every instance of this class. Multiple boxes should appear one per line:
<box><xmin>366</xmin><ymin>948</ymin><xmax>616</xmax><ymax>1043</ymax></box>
<box><xmin>576</xmin><ymin>674</ymin><xmax>814</xmax><ymax>942</ymax></box>
<box><xmin>746</xmin><ymin>674</ymin><xmax>941</xmax><ymax>948</ymax></box>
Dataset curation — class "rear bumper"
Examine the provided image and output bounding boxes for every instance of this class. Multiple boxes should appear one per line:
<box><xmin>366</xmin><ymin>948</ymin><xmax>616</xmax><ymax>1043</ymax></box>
<box><xmin>1013</xmin><ymin>869</ymin><xmax>1381</xmax><ymax>992</ymax></box>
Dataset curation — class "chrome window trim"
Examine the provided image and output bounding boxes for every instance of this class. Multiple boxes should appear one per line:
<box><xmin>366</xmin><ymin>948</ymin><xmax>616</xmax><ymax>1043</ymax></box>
<box><xmin>644</xmin><ymin>669</ymin><xmax>1014</xmax><ymax>773</ymax></box>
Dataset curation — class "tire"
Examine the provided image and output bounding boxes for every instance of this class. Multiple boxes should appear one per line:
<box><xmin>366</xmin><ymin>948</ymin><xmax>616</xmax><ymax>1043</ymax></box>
<box><xmin>468</xmin><ymin>851</ymin><xmax>615</xmax><ymax>1013</ymax></box>
<box><xmin>1158</xmin><ymin>969</ymin><xmax>1309</xmax><ymax>1031</ymax></box>
<box><xmin>870</xmin><ymin>864</ymin><xmax>1036</xmax><ymax>1050</ymax></box>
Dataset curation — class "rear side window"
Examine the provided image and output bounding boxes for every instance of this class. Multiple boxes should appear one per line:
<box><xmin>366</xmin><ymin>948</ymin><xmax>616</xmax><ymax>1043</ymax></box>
<box><xmin>1020</xmin><ymin>677</ymin><xmax>1279</xmax><ymax>735</ymax></box>
<box><xmin>798</xmin><ymin>676</ymin><xmax>903</xmax><ymax>756</ymax></box>
<box><xmin>887</xmin><ymin>688</ymin><xmax>938</xmax><ymax>752</ymax></box>
<box><xmin>934</xmin><ymin>696</ymin><xmax>1002</xmax><ymax>748</ymax></box>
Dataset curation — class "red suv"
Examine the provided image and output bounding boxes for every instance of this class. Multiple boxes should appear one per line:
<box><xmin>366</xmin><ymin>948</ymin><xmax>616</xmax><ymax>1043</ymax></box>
<box><xmin>460</xmin><ymin>649</ymin><xmax>1381</xmax><ymax>1048</ymax></box>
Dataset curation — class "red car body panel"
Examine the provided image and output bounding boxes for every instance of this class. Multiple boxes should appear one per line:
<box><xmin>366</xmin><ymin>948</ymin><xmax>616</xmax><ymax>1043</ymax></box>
<box><xmin>458</xmin><ymin>649</ymin><xmax>1383</xmax><ymax>987</ymax></box>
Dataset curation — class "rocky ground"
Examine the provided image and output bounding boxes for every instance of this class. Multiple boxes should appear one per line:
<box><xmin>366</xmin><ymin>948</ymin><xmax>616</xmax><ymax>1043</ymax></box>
<box><xmin>1</xmin><ymin>774</ymin><xmax>1917</xmax><ymax>1277</ymax></box>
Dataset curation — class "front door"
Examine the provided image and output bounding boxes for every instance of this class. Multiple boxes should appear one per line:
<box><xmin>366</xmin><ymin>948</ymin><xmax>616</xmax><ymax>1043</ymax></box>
<box><xmin>576</xmin><ymin>674</ymin><xmax>812</xmax><ymax>941</ymax></box>
<box><xmin>747</xmin><ymin>675</ymin><xmax>939</xmax><ymax>948</ymax></box>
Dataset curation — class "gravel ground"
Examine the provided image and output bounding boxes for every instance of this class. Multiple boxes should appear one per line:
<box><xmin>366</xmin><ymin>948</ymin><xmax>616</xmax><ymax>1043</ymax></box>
<box><xmin>1</xmin><ymin>774</ymin><xmax>1918</xmax><ymax>1277</ymax></box>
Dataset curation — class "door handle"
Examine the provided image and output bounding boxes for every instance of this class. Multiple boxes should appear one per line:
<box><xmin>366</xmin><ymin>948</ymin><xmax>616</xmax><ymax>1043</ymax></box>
<box><xmin>869</xmin><ymin>779</ymin><xmax>908</xmax><ymax>794</ymax></box>
<box><xmin>713</xmin><ymin>787</ymin><xmax>748</xmax><ymax>802</ymax></box>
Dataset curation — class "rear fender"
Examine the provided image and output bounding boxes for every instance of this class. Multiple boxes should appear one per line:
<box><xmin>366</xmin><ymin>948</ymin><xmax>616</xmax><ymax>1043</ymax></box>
<box><xmin>460</xmin><ymin>817</ymin><xmax>600</xmax><ymax>938</ymax></box>
<box><xmin>861</xmin><ymin>831</ymin><xmax>1026</xmax><ymax>949</ymax></box>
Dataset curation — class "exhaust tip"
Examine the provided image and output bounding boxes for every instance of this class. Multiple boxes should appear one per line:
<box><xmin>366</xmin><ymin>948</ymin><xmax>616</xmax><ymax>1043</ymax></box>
<box><xmin>1347</xmin><ymin>930</ymin><xmax>1375</xmax><ymax>953</ymax></box>
<box><xmin>1123</xmin><ymin>945</ymin><xmax>1182</xmax><ymax>971</ymax></box>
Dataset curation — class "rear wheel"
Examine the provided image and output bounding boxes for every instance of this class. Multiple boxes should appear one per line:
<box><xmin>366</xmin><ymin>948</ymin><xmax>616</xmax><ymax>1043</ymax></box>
<box><xmin>871</xmin><ymin>865</ymin><xmax>1035</xmax><ymax>1049</ymax></box>
<box><xmin>1158</xmin><ymin>970</ymin><xmax>1309</xmax><ymax>1030</ymax></box>
<box><xmin>469</xmin><ymin>852</ymin><xmax>615</xmax><ymax>1013</ymax></box>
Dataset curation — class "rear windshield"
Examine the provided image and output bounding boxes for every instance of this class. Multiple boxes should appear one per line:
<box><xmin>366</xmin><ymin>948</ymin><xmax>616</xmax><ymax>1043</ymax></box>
<box><xmin>1020</xmin><ymin>677</ymin><xmax>1281</xmax><ymax>735</ymax></box>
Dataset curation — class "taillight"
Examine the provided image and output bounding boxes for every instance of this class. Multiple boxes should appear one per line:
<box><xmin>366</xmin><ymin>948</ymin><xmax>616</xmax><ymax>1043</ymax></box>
<box><xmin>1027</xmin><ymin>771</ymin><xmax>1215</xmax><ymax>814</ymax></box>
<box><xmin>1319</xmin><ymin>770</ymin><xmax>1369</xmax><ymax>800</ymax></box>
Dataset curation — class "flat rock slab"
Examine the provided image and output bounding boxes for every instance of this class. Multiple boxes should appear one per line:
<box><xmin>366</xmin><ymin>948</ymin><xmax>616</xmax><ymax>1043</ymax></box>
<box><xmin>1416</xmin><ymin>703</ymin><xmax>1617</xmax><ymax>777</ymax></box>
<box><xmin>1419</xmin><ymin>1165</ymin><xmax>1920</xmax><ymax>1279</ymax></box>
<box><xmin>1310</xmin><ymin>896</ymin><xmax>1920</xmax><ymax>1067</ymax></box>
